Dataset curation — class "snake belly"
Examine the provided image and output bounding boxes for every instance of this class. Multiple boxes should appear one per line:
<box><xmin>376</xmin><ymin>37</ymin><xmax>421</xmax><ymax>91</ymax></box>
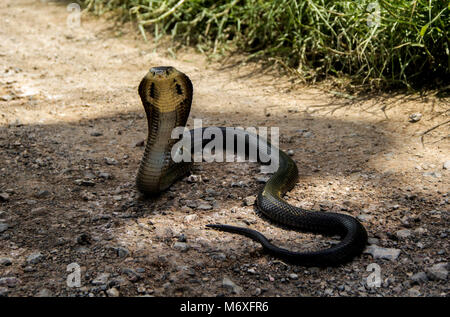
<box><xmin>136</xmin><ymin>66</ymin><xmax>368</xmax><ymax>266</ymax></box>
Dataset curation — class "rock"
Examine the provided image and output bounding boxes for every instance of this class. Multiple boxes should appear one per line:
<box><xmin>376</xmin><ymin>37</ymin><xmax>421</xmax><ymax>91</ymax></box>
<box><xmin>106</xmin><ymin>287</ymin><xmax>120</xmax><ymax>297</ymax></box>
<box><xmin>287</xmin><ymin>150</ymin><xmax>294</xmax><ymax>156</ymax></box>
<box><xmin>27</xmin><ymin>252</ymin><xmax>44</xmax><ymax>264</ymax></box>
<box><xmin>0</xmin><ymin>94</ymin><xmax>13</xmax><ymax>101</ymax></box>
<box><xmin>443</xmin><ymin>160</ymin><xmax>450</xmax><ymax>170</ymax></box>
<box><xmin>114</xmin><ymin>247</ymin><xmax>129</xmax><ymax>258</ymax></box>
<box><xmin>36</xmin><ymin>288</ymin><xmax>53</xmax><ymax>297</ymax></box>
<box><xmin>0</xmin><ymin>258</ymin><xmax>12</xmax><ymax>266</ymax></box>
<box><xmin>426</xmin><ymin>263</ymin><xmax>448</xmax><ymax>281</ymax></box>
<box><xmin>0</xmin><ymin>286</ymin><xmax>8</xmax><ymax>297</ymax></box>
<box><xmin>197</xmin><ymin>203</ymin><xmax>212</xmax><ymax>211</ymax></box>
<box><xmin>173</xmin><ymin>242</ymin><xmax>189</xmax><ymax>252</ymax></box>
<box><xmin>122</xmin><ymin>268</ymin><xmax>141</xmax><ymax>282</ymax></box>
<box><xmin>99</xmin><ymin>172</ymin><xmax>111</xmax><ymax>179</ymax></box>
<box><xmin>0</xmin><ymin>192</ymin><xmax>10</xmax><ymax>202</ymax></box>
<box><xmin>247</xmin><ymin>268</ymin><xmax>257</xmax><ymax>274</ymax></box>
<box><xmin>364</xmin><ymin>245</ymin><xmax>401</xmax><ymax>261</ymax></box>
<box><xmin>186</xmin><ymin>174</ymin><xmax>201</xmax><ymax>183</ymax></box>
<box><xmin>423</xmin><ymin>171</ymin><xmax>441</xmax><ymax>178</ymax></box>
<box><xmin>0</xmin><ymin>276</ymin><xmax>20</xmax><ymax>287</ymax></box>
<box><xmin>90</xmin><ymin>131</ymin><xmax>103</xmax><ymax>137</ymax></box>
<box><xmin>183</xmin><ymin>214</ymin><xmax>198</xmax><ymax>222</ymax></box>
<box><xmin>92</xmin><ymin>273</ymin><xmax>110</xmax><ymax>285</ymax></box>
<box><xmin>35</xmin><ymin>190</ymin><xmax>51</xmax><ymax>198</ymax></box>
<box><xmin>410</xmin><ymin>272</ymin><xmax>428</xmax><ymax>284</ymax></box>
<box><xmin>255</xmin><ymin>176</ymin><xmax>270</xmax><ymax>183</ymax></box>
<box><xmin>74</xmin><ymin>179</ymin><xmax>96</xmax><ymax>186</ymax></box>
<box><xmin>222</xmin><ymin>276</ymin><xmax>242</xmax><ymax>294</ymax></box>
<box><xmin>289</xmin><ymin>273</ymin><xmax>298</xmax><ymax>280</ymax></box>
<box><xmin>0</xmin><ymin>223</ymin><xmax>8</xmax><ymax>233</ymax></box>
<box><xmin>243</xmin><ymin>196</ymin><xmax>256</xmax><ymax>206</ymax></box>
<box><xmin>104</xmin><ymin>157</ymin><xmax>118</xmax><ymax>165</ymax></box>
<box><xmin>396</xmin><ymin>229</ymin><xmax>412</xmax><ymax>239</ymax></box>
<box><xmin>407</xmin><ymin>287</ymin><xmax>421</xmax><ymax>297</ymax></box>
<box><xmin>357</xmin><ymin>214</ymin><xmax>373</xmax><ymax>222</ymax></box>
<box><xmin>408</xmin><ymin>113</ymin><xmax>422</xmax><ymax>123</ymax></box>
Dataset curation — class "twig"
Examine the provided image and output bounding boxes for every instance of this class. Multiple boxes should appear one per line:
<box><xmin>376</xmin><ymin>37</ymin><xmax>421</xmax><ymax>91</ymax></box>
<box><xmin>420</xmin><ymin>119</ymin><xmax>450</xmax><ymax>146</ymax></box>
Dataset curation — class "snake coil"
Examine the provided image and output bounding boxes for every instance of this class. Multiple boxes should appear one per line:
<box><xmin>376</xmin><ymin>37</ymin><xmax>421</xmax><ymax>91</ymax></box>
<box><xmin>136</xmin><ymin>66</ymin><xmax>367</xmax><ymax>266</ymax></box>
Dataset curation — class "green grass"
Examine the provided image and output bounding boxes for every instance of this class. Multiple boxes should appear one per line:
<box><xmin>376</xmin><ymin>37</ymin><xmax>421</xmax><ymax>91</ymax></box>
<box><xmin>82</xmin><ymin>0</ymin><xmax>449</xmax><ymax>90</ymax></box>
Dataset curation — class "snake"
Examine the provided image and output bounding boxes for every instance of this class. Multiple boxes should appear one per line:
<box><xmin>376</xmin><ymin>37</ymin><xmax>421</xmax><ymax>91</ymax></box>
<box><xmin>136</xmin><ymin>66</ymin><xmax>368</xmax><ymax>266</ymax></box>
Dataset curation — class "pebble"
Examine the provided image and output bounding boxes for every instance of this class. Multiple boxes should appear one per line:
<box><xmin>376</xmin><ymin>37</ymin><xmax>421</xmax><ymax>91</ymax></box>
<box><xmin>186</xmin><ymin>174</ymin><xmax>201</xmax><ymax>183</ymax></box>
<box><xmin>289</xmin><ymin>273</ymin><xmax>298</xmax><ymax>280</ymax></box>
<box><xmin>35</xmin><ymin>190</ymin><xmax>51</xmax><ymax>198</ymax></box>
<box><xmin>0</xmin><ymin>276</ymin><xmax>20</xmax><ymax>287</ymax></box>
<box><xmin>90</xmin><ymin>131</ymin><xmax>103</xmax><ymax>137</ymax></box>
<box><xmin>0</xmin><ymin>192</ymin><xmax>10</xmax><ymax>202</ymax></box>
<box><xmin>104</xmin><ymin>157</ymin><xmax>118</xmax><ymax>165</ymax></box>
<box><xmin>173</xmin><ymin>242</ymin><xmax>189</xmax><ymax>252</ymax></box>
<box><xmin>0</xmin><ymin>258</ymin><xmax>12</xmax><ymax>266</ymax></box>
<box><xmin>27</xmin><ymin>252</ymin><xmax>44</xmax><ymax>264</ymax></box>
<box><xmin>0</xmin><ymin>287</ymin><xmax>8</xmax><ymax>297</ymax></box>
<box><xmin>410</xmin><ymin>272</ymin><xmax>428</xmax><ymax>284</ymax></box>
<box><xmin>0</xmin><ymin>223</ymin><xmax>8</xmax><ymax>233</ymax></box>
<box><xmin>426</xmin><ymin>263</ymin><xmax>448</xmax><ymax>281</ymax></box>
<box><xmin>364</xmin><ymin>245</ymin><xmax>401</xmax><ymax>261</ymax></box>
<box><xmin>183</xmin><ymin>214</ymin><xmax>198</xmax><ymax>222</ymax></box>
<box><xmin>408</xmin><ymin>113</ymin><xmax>422</xmax><ymax>123</ymax></box>
<box><xmin>407</xmin><ymin>287</ymin><xmax>421</xmax><ymax>297</ymax></box>
<box><xmin>74</xmin><ymin>179</ymin><xmax>96</xmax><ymax>186</ymax></box>
<box><xmin>36</xmin><ymin>288</ymin><xmax>53</xmax><ymax>297</ymax></box>
<box><xmin>357</xmin><ymin>214</ymin><xmax>373</xmax><ymax>222</ymax></box>
<box><xmin>99</xmin><ymin>172</ymin><xmax>111</xmax><ymax>179</ymax></box>
<box><xmin>443</xmin><ymin>160</ymin><xmax>450</xmax><ymax>170</ymax></box>
<box><xmin>287</xmin><ymin>149</ymin><xmax>294</xmax><ymax>156</ymax></box>
<box><xmin>255</xmin><ymin>176</ymin><xmax>270</xmax><ymax>183</ymax></box>
<box><xmin>243</xmin><ymin>196</ymin><xmax>256</xmax><ymax>206</ymax></box>
<box><xmin>222</xmin><ymin>276</ymin><xmax>242</xmax><ymax>294</ymax></box>
<box><xmin>423</xmin><ymin>171</ymin><xmax>441</xmax><ymax>178</ymax></box>
<box><xmin>106</xmin><ymin>287</ymin><xmax>120</xmax><ymax>297</ymax></box>
<box><xmin>396</xmin><ymin>229</ymin><xmax>412</xmax><ymax>240</ymax></box>
<box><xmin>92</xmin><ymin>273</ymin><xmax>110</xmax><ymax>285</ymax></box>
<box><xmin>197</xmin><ymin>203</ymin><xmax>212</xmax><ymax>211</ymax></box>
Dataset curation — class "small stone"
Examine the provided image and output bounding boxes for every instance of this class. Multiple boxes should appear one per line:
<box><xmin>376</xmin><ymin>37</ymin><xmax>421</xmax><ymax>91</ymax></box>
<box><xmin>104</xmin><ymin>157</ymin><xmax>118</xmax><ymax>165</ymax></box>
<box><xmin>396</xmin><ymin>229</ymin><xmax>412</xmax><ymax>239</ymax></box>
<box><xmin>0</xmin><ymin>223</ymin><xmax>8</xmax><ymax>233</ymax></box>
<box><xmin>35</xmin><ymin>190</ymin><xmax>51</xmax><ymax>198</ymax></box>
<box><xmin>90</xmin><ymin>131</ymin><xmax>103</xmax><ymax>137</ymax></box>
<box><xmin>186</xmin><ymin>174</ymin><xmax>201</xmax><ymax>183</ymax></box>
<box><xmin>0</xmin><ymin>95</ymin><xmax>13</xmax><ymax>102</ymax></box>
<box><xmin>243</xmin><ymin>196</ymin><xmax>256</xmax><ymax>206</ymax></box>
<box><xmin>173</xmin><ymin>242</ymin><xmax>189</xmax><ymax>252</ymax></box>
<box><xmin>287</xmin><ymin>149</ymin><xmax>294</xmax><ymax>156</ymax></box>
<box><xmin>255</xmin><ymin>176</ymin><xmax>270</xmax><ymax>183</ymax></box>
<box><xmin>0</xmin><ymin>287</ymin><xmax>8</xmax><ymax>297</ymax></box>
<box><xmin>408</xmin><ymin>113</ymin><xmax>422</xmax><ymax>123</ymax></box>
<box><xmin>410</xmin><ymin>272</ymin><xmax>428</xmax><ymax>284</ymax></box>
<box><xmin>99</xmin><ymin>172</ymin><xmax>111</xmax><ymax>179</ymax></box>
<box><xmin>106</xmin><ymin>287</ymin><xmax>120</xmax><ymax>297</ymax></box>
<box><xmin>0</xmin><ymin>192</ymin><xmax>10</xmax><ymax>202</ymax></box>
<box><xmin>197</xmin><ymin>203</ymin><xmax>212</xmax><ymax>211</ymax></box>
<box><xmin>247</xmin><ymin>268</ymin><xmax>257</xmax><ymax>274</ymax></box>
<box><xmin>423</xmin><ymin>171</ymin><xmax>441</xmax><ymax>178</ymax></box>
<box><xmin>222</xmin><ymin>276</ymin><xmax>242</xmax><ymax>294</ymax></box>
<box><xmin>114</xmin><ymin>247</ymin><xmax>129</xmax><ymax>258</ymax></box>
<box><xmin>74</xmin><ymin>179</ymin><xmax>96</xmax><ymax>186</ymax></box>
<box><xmin>364</xmin><ymin>245</ymin><xmax>401</xmax><ymax>261</ymax></box>
<box><xmin>443</xmin><ymin>160</ymin><xmax>450</xmax><ymax>170</ymax></box>
<box><xmin>289</xmin><ymin>273</ymin><xmax>298</xmax><ymax>280</ymax></box>
<box><xmin>92</xmin><ymin>273</ymin><xmax>110</xmax><ymax>285</ymax></box>
<box><xmin>135</xmin><ymin>139</ymin><xmax>145</xmax><ymax>147</ymax></box>
<box><xmin>0</xmin><ymin>258</ymin><xmax>12</xmax><ymax>266</ymax></box>
<box><xmin>36</xmin><ymin>288</ymin><xmax>53</xmax><ymax>297</ymax></box>
<box><xmin>0</xmin><ymin>276</ymin><xmax>20</xmax><ymax>288</ymax></box>
<box><xmin>357</xmin><ymin>214</ymin><xmax>373</xmax><ymax>222</ymax></box>
<box><xmin>408</xmin><ymin>287</ymin><xmax>421</xmax><ymax>297</ymax></box>
<box><xmin>183</xmin><ymin>214</ymin><xmax>198</xmax><ymax>222</ymax></box>
<box><xmin>27</xmin><ymin>252</ymin><xmax>44</xmax><ymax>264</ymax></box>
<box><xmin>426</xmin><ymin>263</ymin><xmax>448</xmax><ymax>281</ymax></box>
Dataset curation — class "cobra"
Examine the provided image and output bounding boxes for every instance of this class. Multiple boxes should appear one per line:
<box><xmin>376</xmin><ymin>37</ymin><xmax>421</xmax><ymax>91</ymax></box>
<box><xmin>136</xmin><ymin>66</ymin><xmax>368</xmax><ymax>266</ymax></box>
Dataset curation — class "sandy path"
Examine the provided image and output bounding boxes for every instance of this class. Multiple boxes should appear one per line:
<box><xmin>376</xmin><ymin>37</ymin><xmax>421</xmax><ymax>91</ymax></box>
<box><xmin>0</xmin><ymin>0</ymin><xmax>448</xmax><ymax>297</ymax></box>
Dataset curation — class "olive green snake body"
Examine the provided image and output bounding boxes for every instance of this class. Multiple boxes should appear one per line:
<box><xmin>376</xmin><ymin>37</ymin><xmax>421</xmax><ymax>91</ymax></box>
<box><xmin>136</xmin><ymin>66</ymin><xmax>367</xmax><ymax>266</ymax></box>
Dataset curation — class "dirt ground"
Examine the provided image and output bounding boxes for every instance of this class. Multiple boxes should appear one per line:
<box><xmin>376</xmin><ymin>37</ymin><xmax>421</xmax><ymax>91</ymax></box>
<box><xmin>0</xmin><ymin>0</ymin><xmax>448</xmax><ymax>297</ymax></box>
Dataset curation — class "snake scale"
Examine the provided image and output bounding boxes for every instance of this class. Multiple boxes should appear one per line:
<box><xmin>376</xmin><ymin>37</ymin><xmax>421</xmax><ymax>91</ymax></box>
<box><xmin>136</xmin><ymin>66</ymin><xmax>368</xmax><ymax>266</ymax></box>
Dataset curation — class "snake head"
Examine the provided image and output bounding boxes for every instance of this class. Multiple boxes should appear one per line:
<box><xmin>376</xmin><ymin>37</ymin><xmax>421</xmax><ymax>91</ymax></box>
<box><xmin>138</xmin><ymin>66</ymin><xmax>193</xmax><ymax>113</ymax></box>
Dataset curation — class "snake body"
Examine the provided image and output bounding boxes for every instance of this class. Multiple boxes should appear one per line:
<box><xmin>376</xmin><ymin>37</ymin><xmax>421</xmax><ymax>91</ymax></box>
<box><xmin>136</xmin><ymin>66</ymin><xmax>368</xmax><ymax>266</ymax></box>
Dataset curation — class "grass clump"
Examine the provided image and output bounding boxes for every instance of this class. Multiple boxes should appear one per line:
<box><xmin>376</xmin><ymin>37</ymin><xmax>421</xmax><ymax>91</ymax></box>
<box><xmin>82</xmin><ymin>0</ymin><xmax>449</xmax><ymax>90</ymax></box>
